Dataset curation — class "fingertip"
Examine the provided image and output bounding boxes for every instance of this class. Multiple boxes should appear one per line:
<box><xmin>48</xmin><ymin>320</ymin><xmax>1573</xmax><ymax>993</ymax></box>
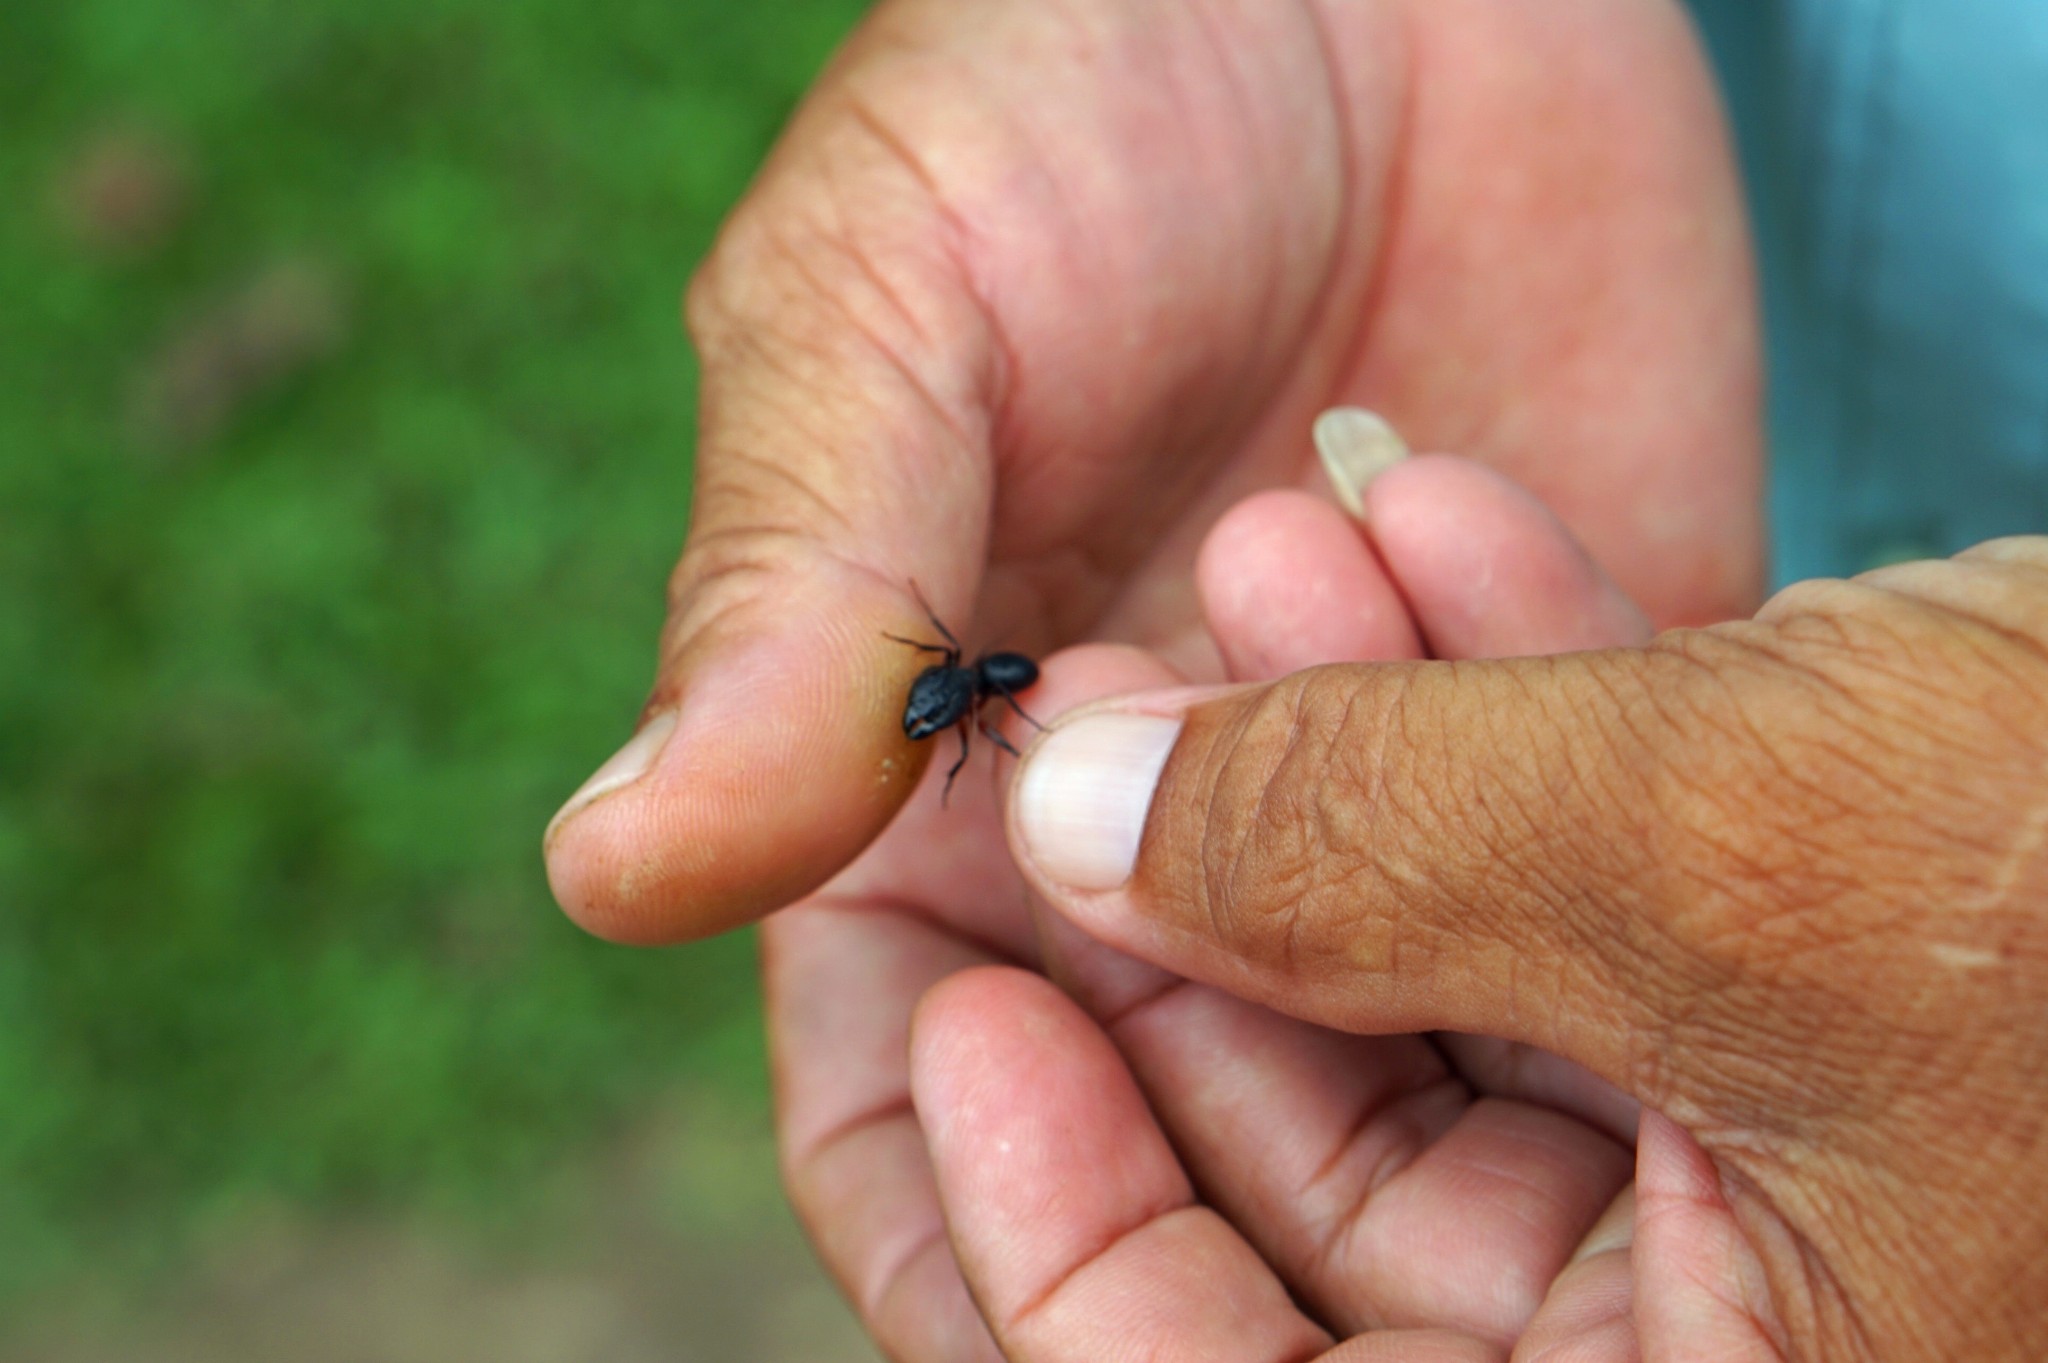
<box><xmin>914</xmin><ymin>960</ymin><xmax>1331</xmax><ymax>1363</ymax></box>
<box><xmin>910</xmin><ymin>965</ymin><xmax>1058</xmax><ymax>1070</ymax></box>
<box><xmin>1314</xmin><ymin>406</ymin><xmax>1412</xmax><ymax>515</ymax></box>
<box><xmin>999</xmin><ymin>645</ymin><xmax>1200</xmax><ymax>897</ymax></box>
<box><xmin>1365</xmin><ymin>455</ymin><xmax>1654</xmax><ymax>657</ymax></box>
<box><xmin>908</xmin><ymin>964</ymin><xmax>1031</xmax><ymax>1115</ymax></box>
<box><xmin>1196</xmin><ymin>488</ymin><xmax>1424</xmax><ymax>679</ymax></box>
<box><xmin>1634</xmin><ymin>1108</ymin><xmax>1721</xmax><ymax>1205</ymax></box>
<box><xmin>908</xmin><ymin>963</ymin><xmax>1140</xmax><ymax>1134</ymax></box>
<box><xmin>1321</xmin><ymin>1332</ymin><xmax>1508</xmax><ymax>1362</ymax></box>
<box><xmin>908</xmin><ymin>966</ymin><xmax>1120</xmax><ymax>1175</ymax></box>
<box><xmin>545</xmin><ymin>591</ymin><xmax>933</xmax><ymax>944</ymax></box>
<box><xmin>1011</xmin><ymin>641</ymin><xmax>1181</xmax><ymax>710</ymax></box>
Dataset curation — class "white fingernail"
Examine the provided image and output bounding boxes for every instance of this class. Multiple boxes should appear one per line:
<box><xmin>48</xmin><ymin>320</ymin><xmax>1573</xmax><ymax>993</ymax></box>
<box><xmin>1313</xmin><ymin>407</ymin><xmax>1410</xmax><ymax>518</ymax></box>
<box><xmin>544</xmin><ymin>710</ymin><xmax>678</xmax><ymax>848</ymax></box>
<box><xmin>1016</xmin><ymin>714</ymin><xmax>1182</xmax><ymax>891</ymax></box>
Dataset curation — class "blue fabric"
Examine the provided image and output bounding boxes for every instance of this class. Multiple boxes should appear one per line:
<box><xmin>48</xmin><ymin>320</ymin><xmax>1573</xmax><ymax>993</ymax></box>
<box><xmin>1686</xmin><ymin>0</ymin><xmax>2048</xmax><ymax>585</ymax></box>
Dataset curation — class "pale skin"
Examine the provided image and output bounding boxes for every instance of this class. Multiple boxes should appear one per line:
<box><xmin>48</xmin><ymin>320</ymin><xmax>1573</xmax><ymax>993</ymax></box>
<box><xmin>538</xmin><ymin>0</ymin><xmax>2048</xmax><ymax>1358</ymax></box>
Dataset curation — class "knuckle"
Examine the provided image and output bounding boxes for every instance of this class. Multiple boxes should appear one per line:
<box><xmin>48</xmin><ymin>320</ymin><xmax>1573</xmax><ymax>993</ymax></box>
<box><xmin>1629</xmin><ymin>596</ymin><xmax>2048</xmax><ymax>1123</ymax></box>
<box><xmin>683</xmin><ymin>206</ymin><xmax>826</xmax><ymax>371</ymax></box>
<box><xmin>1152</xmin><ymin>672</ymin><xmax>1319</xmax><ymax>971</ymax></box>
<box><xmin>684</xmin><ymin>199</ymin><xmax>787</xmax><ymax>353</ymax></box>
<box><xmin>1731</xmin><ymin>578</ymin><xmax>2048</xmax><ymax>886</ymax></box>
<box><xmin>1164</xmin><ymin>667</ymin><xmax>1444</xmax><ymax>978</ymax></box>
<box><xmin>1184</xmin><ymin>674</ymin><xmax>1322</xmax><ymax>970</ymax></box>
<box><xmin>664</xmin><ymin>524</ymin><xmax>802</xmax><ymax>640</ymax></box>
<box><xmin>683</xmin><ymin>174</ymin><xmax>994</xmax><ymax>513</ymax></box>
<box><xmin>680</xmin><ymin>232</ymin><xmax>733</xmax><ymax>347</ymax></box>
<box><xmin>1640</xmin><ymin>626</ymin><xmax>1904</xmax><ymax>950</ymax></box>
<box><xmin>1867</xmin><ymin>540</ymin><xmax>2048</xmax><ymax>644</ymax></box>
<box><xmin>1646</xmin><ymin>611</ymin><xmax>1964</xmax><ymax>923</ymax></box>
<box><xmin>683</xmin><ymin>109</ymin><xmax>982</xmax><ymax>384</ymax></box>
<box><xmin>1955</xmin><ymin>533</ymin><xmax>2048</xmax><ymax>573</ymax></box>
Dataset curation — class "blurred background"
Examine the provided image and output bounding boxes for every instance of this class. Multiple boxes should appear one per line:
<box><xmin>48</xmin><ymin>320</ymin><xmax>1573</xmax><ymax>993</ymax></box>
<box><xmin>1</xmin><ymin>0</ymin><xmax>880</xmax><ymax>1356</ymax></box>
<box><xmin>3</xmin><ymin>0</ymin><xmax>2041</xmax><ymax>1358</ymax></box>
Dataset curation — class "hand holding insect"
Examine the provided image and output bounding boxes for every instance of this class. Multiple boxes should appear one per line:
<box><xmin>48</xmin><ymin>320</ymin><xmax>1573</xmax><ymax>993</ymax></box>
<box><xmin>763</xmin><ymin>452</ymin><xmax>1683</xmax><ymax>1363</ymax></box>
<box><xmin>539</xmin><ymin>0</ymin><xmax>1761</xmax><ymax>945</ymax></box>
<box><xmin>530</xmin><ymin>0</ymin><xmax>2048</xmax><ymax>1355</ymax></box>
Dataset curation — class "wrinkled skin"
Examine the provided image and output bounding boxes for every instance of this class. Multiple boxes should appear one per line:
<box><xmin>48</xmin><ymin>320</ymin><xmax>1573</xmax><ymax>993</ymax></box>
<box><xmin>523</xmin><ymin>0</ymin><xmax>2048</xmax><ymax>1358</ymax></box>
<box><xmin>810</xmin><ymin>454</ymin><xmax>2048</xmax><ymax>1363</ymax></box>
<box><xmin>545</xmin><ymin>0</ymin><xmax>1760</xmax><ymax>939</ymax></box>
<box><xmin>813</xmin><ymin>459</ymin><xmax>1700</xmax><ymax>1363</ymax></box>
<box><xmin>972</xmin><ymin>512</ymin><xmax>2048</xmax><ymax>1363</ymax></box>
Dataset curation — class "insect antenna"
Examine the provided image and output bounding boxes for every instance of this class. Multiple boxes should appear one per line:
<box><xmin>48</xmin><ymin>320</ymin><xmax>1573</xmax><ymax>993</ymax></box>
<box><xmin>906</xmin><ymin>580</ymin><xmax>963</xmax><ymax>652</ymax></box>
<box><xmin>883</xmin><ymin>632</ymin><xmax>953</xmax><ymax>657</ymax></box>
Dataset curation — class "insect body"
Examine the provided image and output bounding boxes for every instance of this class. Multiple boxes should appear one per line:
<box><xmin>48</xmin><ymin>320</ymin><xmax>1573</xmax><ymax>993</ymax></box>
<box><xmin>889</xmin><ymin>592</ymin><xmax>1042</xmax><ymax>804</ymax></box>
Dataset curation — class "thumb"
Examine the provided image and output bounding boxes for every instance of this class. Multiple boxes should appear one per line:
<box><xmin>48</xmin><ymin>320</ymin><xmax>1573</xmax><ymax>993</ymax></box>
<box><xmin>1014</xmin><ymin>547</ymin><xmax>2048</xmax><ymax>1361</ymax></box>
<box><xmin>1002</xmin><ymin>603</ymin><xmax>1964</xmax><ymax>1111</ymax></box>
<box><xmin>543</xmin><ymin>126</ymin><xmax>999</xmax><ymax>945</ymax></box>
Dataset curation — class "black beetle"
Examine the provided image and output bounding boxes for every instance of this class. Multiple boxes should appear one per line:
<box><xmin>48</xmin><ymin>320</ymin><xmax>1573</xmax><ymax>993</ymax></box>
<box><xmin>887</xmin><ymin>588</ymin><xmax>1042</xmax><ymax>804</ymax></box>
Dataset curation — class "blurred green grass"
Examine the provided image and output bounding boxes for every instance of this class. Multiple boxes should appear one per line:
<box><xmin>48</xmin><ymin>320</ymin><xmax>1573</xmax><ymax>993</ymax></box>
<box><xmin>0</xmin><ymin>0</ymin><xmax>866</xmax><ymax>1309</ymax></box>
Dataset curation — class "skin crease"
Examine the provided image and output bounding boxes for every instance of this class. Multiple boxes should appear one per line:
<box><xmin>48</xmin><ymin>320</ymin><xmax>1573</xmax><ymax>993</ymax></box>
<box><xmin>542</xmin><ymin>0</ymin><xmax>1761</xmax><ymax>941</ymax></box>
<box><xmin>771</xmin><ymin>459</ymin><xmax>1696</xmax><ymax>1363</ymax></box>
<box><xmin>985</xmin><ymin>518</ymin><xmax>2048</xmax><ymax>1361</ymax></box>
<box><xmin>525</xmin><ymin>0</ymin><xmax>2048</xmax><ymax>1356</ymax></box>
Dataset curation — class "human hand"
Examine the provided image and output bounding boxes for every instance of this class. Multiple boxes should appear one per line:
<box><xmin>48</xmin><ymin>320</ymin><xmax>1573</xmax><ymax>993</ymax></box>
<box><xmin>542</xmin><ymin>0</ymin><xmax>1761</xmax><ymax>943</ymax></box>
<box><xmin>778</xmin><ymin>451</ymin><xmax>1663</xmax><ymax>1361</ymax></box>
<box><xmin>950</xmin><ymin>532</ymin><xmax>2048</xmax><ymax>1359</ymax></box>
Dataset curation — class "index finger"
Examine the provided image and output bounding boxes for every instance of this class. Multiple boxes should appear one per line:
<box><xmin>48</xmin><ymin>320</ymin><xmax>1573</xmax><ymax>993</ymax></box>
<box><xmin>913</xmin><ymin>966</ymin><xmax>1505</xmax><ymax>1363</ymax></box>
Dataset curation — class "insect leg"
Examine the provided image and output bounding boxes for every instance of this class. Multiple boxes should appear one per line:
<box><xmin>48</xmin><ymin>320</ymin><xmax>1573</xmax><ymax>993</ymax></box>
<box><xmin>989</xmin><ymin>682</ymin><xmax>1045</xmax><ymax>732</ymax></box>
<box><xmin>941</xmin><ymin>718</ymin><xmax>972</xmax><ymax>807</ymax></box>
<box><xmin>976</xmin><ymin>710</ymin><xmax>1022</xmax><ymax>758</ymax></box>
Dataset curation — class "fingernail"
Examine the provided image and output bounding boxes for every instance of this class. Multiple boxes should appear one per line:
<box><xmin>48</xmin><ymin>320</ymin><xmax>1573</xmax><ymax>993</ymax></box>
<box><xmin>1015</xmin><ymin>714</ymin><xmax>1181</xmax><ymax>891</ymax></box>
<box><xmin>1314</xmin><ymin>407</ymin><xmax>1410</xmax><ymax>518</ymax></box>
<box><xmin>544</xmin><ymin>710</ymin><xmax>678</xmax><ymax>849</ymax></box>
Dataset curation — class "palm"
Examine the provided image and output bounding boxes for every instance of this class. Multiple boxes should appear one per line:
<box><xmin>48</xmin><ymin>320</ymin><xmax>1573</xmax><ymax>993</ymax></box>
<box><xmin>694</xmin><ymin>0</ymin><xmax>1757</xmax><ymax>668</ymax></box>
<box><xmin>775</xmin><ymin>645</ymin><xmax>1777</xmax><ymax>1362</ymax></box>
<box><xmin>770</xmin><ymin>497</ymin><xmax>1775</xmax><ymax>1363</ymax></box>
<box><xmin>736</xmin><ymin>0</ymin><xmax>1768</xmax><ymax>1355</ymax></box>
